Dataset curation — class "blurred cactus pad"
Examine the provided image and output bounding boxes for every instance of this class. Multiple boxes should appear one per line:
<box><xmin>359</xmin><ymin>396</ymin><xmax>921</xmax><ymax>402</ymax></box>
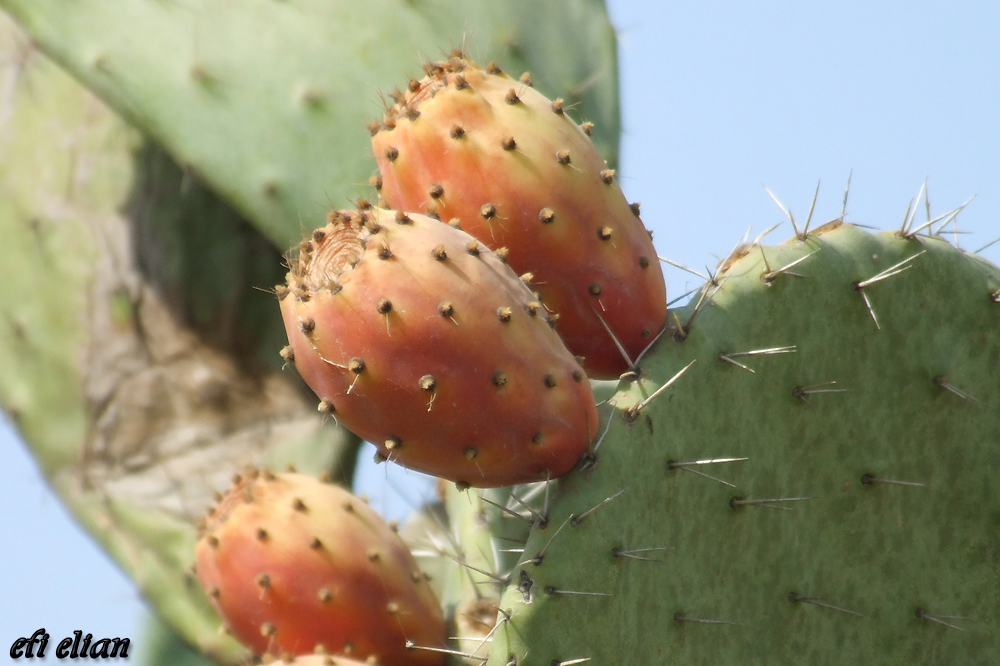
<box><xmin>1</xmin><ymin>1</ymin><xmax>998</xmax><ymax>665</ymax></box>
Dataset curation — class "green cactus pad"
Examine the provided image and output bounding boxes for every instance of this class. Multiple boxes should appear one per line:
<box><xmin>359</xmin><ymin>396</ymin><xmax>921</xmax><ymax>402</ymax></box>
<box><xmin>483</xmin><ymin>223</ymin><xmax>999</xmax><ymax>664</ymax></box>
<box><xmin>0</xmin><ymin>0</ymin><xmax>620</xmax><ymax>249</ymax></box>
<box><xmin>0</xmin><ymin>19</ymin><xmax>359</xmax><ymax>662</ymax></box>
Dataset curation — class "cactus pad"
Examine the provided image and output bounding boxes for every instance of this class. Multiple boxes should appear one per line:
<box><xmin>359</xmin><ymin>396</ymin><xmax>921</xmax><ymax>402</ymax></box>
<box><xmin>481</xmin><ymin>223</ymin><xmax>999</xmax><ymax>664</ymax></box>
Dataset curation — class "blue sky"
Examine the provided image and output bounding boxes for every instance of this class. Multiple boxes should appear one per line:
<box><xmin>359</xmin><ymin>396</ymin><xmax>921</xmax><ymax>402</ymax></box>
<box><xmin>2</xmin><ymin>0</ymin><xmax>998</xmax><ymax>660</ymax></box>
<box><xmin>617</xmin><ymin>0</ymin><xmax>999</xmax><ymax>282</ymax></box>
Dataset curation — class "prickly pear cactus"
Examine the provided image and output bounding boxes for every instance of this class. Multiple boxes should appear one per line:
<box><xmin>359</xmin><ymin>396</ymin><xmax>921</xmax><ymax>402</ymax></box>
<box><xmin>5</xmin><ymin>1</ymin><xmax>998</xmax><ymax>664</ymax></box>
<box><xmin>475</xmin><ymin>222</ymin><xmax>1000</xmax><ymax>664</ymax></box>
<box><xmin>0</xmin><ymin>3</ymin><xmax>623</xmax><ymax>662</ymax></box>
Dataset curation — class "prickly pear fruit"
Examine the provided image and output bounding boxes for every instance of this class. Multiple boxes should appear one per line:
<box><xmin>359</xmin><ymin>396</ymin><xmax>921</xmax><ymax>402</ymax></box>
<box><xmin>279</xmin><ymin>208</ymin><xmax>598</xmax><ymax>487</ymax></box>
<box><xmin>195</xmin><ymin>470</ymin><xmax>446</xmax><ymax>665</ymax></box>
<box><xmin>371</xmin><ymin>54</ymin><xmax>666</xmax><ymax>379</ymax></box>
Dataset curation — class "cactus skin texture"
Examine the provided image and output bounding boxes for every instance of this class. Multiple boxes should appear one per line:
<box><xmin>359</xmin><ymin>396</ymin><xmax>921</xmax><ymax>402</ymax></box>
<box><xmin>280</xmin><ymin>208</ymin><xmax>599</xmax><ymax>488</ymax></box>
<box><xmin>372</xmin><ymin>56</ymin><xmax>666</xmax><ymax>379</ymax></box>
<box><xmin>196</xmin><ymin>470</ymin><xmax>446</xmax><ymax>665</ymax></box>
<box><xmin>473</xmin><ymin>222</ymin><xmax>1000</xmax><ymax>665</ymax></box>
